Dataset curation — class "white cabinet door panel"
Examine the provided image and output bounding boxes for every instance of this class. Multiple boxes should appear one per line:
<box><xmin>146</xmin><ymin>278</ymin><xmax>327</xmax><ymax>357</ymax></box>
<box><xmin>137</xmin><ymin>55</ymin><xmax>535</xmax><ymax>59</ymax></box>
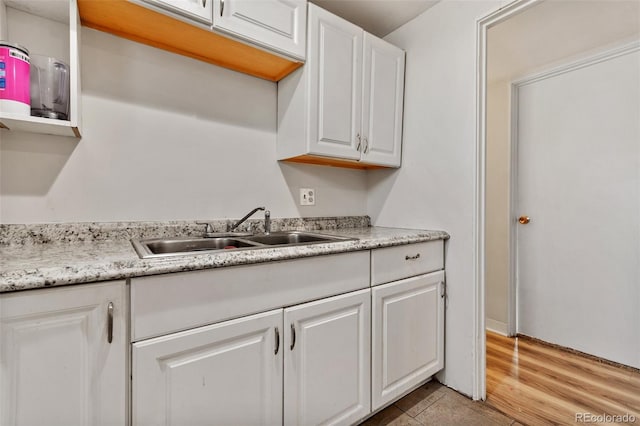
<box><xmin>307</xmin><ymin>3</ymin><xmax>362</xmax><ymax>160</ymax></box>
<box><xmin>213</xmin><ymin>0</ymin><xmax>306</xmax><ymax>59</ymax></box>
<box><xmin>284</xmin><ymin>288</ymin><xmax>370</xmax><ymax>425</ymax></box>
<box><xmin>143</xmin><ymin>0</ymin><xmax>213</xmax><ymax>24</ymax></box>
<box><xmin>0</xmin><ymin>281</ymin><xmax>127</xmax><ymax>426</ymax></box>
<box><xmin>372</xmin><ymin>271</ymin><xmax>445</xmax><ymax>410</ymax></box>
<box><xmin>362</xmin><ymin>33</ymin><xmax>404</xmax><ymax>167</ymax></box>
<box><xmin>133</xmin><ymin>309</ymin><xmax>282</xmax><ymax>426</ymax></box>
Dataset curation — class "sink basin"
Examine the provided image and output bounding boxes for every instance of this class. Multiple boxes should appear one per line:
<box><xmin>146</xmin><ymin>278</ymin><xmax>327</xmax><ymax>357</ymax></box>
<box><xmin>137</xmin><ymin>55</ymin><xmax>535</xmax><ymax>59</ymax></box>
<box><xmin>132</xmin><ymin>237</ymin><xmax>261</xmax><ymax>258</ymax></box>
<box><xmin>132</xmin><ymin>231</ymin><xmax>356</xmax><ymax>258</ymax></box>
<box><xmin>243</xmin><ymin>231</ymin><xmax>347</xmax><ymax>245</ymax></box>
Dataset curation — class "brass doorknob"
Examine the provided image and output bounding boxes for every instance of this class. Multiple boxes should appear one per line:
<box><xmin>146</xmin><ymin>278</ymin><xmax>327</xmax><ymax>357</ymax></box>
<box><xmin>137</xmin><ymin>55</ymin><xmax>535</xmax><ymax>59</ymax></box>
<box><xmin>518</xmin><ymin>216</ymin><xmax>530</xmax><ymax>225</ymax></box>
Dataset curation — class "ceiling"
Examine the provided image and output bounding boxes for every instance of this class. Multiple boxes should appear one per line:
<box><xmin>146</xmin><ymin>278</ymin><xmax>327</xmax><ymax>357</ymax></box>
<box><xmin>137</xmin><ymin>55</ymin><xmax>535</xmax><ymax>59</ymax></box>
<box><xmin>488</xmin><ymin>0</ymin><xmax>640</xmax><ymax>83</ymax></box>
<box><xmin>309</xmin><ymin>0</ymin><xmax>439</xmax><ymax>38</ymax></box>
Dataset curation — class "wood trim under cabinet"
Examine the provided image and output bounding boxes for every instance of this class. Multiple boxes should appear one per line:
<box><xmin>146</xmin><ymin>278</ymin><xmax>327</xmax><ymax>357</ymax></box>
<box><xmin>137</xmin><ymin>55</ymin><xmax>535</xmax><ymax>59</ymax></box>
<box><xmin>281</xmin><ymin>155</ymin><xmax>390</xmax><ymax>170</ymax></box>
<box><xmin>77</xmin><ymin>0</ymin><xmax>302</xmax><ymax>82</ymax></box>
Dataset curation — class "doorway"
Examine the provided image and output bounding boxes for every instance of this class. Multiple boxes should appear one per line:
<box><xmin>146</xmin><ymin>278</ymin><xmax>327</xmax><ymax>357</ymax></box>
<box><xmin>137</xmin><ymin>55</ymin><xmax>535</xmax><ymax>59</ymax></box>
<box><xmin>478</xmin><ymin>0</ymin><xmax>640</xmax><ymax>421</ymax></box>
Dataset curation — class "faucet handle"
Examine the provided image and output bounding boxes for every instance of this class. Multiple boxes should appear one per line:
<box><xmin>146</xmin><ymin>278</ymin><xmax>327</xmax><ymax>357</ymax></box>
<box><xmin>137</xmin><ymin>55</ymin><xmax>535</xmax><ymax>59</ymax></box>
<box><xmin>195</xmin><ymin>221</ymin><xmax>215</xmax><ymax>234</ymax></box>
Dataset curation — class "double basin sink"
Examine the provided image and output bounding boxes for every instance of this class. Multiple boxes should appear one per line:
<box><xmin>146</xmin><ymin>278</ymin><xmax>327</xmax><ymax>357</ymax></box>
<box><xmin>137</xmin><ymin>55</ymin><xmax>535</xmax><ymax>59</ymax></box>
<box><xmin>132</xmin><ymin>231</ymin><xmax>356</xmax><ymax>259</ymax></box>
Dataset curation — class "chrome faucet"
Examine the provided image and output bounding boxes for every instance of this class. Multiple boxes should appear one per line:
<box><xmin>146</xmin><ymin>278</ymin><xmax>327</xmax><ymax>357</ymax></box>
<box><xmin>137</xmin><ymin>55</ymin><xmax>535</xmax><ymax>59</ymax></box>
<box><xmin>228</xmin><ymin>207</ymin><xmax>271</xmax><ymax>234</ymax></box>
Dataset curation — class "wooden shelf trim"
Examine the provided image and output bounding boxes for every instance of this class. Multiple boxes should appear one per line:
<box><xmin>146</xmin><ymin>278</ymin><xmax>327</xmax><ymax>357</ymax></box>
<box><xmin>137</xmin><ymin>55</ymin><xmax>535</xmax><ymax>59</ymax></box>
<box><xmin>77</xmin><ymin>0</ymin><xmax>303</xmax><ymax>82</ymax></box>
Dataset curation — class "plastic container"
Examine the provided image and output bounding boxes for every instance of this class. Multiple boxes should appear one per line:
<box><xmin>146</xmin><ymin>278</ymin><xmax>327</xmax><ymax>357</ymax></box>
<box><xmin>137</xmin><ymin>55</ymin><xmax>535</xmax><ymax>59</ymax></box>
<box><xmin>0</xmin><ymin>41</ymin><xmax>31</xmax><ymax>115</ymax></box>
<box><xmin>30</xmin><ymin>55</ymin><xmax>70</xmax><ymax>120</ymax></box>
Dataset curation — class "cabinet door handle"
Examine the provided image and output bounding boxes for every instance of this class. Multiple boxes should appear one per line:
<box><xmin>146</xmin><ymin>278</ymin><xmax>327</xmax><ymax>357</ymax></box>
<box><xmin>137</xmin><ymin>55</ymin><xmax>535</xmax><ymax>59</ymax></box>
<box><xmin>356</xmin><ymin>133</ymin><xmax>362</xmax><ymax>152</ymax></box>
<box><xmin>290</xmin><ymin>323</ymin><xmax>296</xmax><ymax>350</ymax></box>
<box><xmin>405</xmin><ymin>253</ymin><xmax>421</xmax><ymax>260</ymax></box>
<box><xmin>363</xmin><ymin>138</ymin><xmax>369</xmax><ymax>154</ymax></box>
<box><xmin>274</xmin><ymin>327</ymin><xmax>280</xmax><ymax>355</ymax></box>
<box><xmin>220</xmin><ymin>0</ymin><xmax>224</xmax><ymax>15</ymax></box>
<box><xmin>107</xmin><ymin>302</ymin><xmax>114</xmax><ymax>344</ymax></box>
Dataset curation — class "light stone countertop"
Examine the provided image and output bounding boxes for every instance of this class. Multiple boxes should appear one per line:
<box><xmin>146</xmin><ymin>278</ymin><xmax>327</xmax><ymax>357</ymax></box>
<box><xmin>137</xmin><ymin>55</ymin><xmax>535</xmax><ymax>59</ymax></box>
<box><xmin>0</xmin><ymin>226</ymin><xmax>449</xmax><ymax>293</ymax></box>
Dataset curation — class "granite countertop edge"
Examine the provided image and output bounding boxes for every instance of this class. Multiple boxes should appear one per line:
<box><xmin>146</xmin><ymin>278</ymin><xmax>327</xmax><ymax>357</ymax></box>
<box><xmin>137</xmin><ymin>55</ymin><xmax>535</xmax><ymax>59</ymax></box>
<box><xmin>0</xmin><ymin>227</ymin><xmax>449</xmax><ymax>293</ymax></box>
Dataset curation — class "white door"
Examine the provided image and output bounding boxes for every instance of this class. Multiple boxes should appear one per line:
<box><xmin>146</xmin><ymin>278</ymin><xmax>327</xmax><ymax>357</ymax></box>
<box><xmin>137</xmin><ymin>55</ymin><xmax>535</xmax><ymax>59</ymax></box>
<box><xmin>133</xmin><ymin>309</ymin><xmax>283</xmax><ymax>426</ymax></box>
<box><xmin>307</xmin><ymin>3</ymin><xmax>362</xmax><ymax>160</ymax></box>
<box><xmin>371</xmin><ymin>272</ymin><xmax>445</xmax><ymax>410</ymax></box>
<box><xmin>143</xmin><ymin>0</ymin><xmax>213</xmax><ymax>24</ymax></box>
<box><xmin>361</xmin><ymin>33</ymin><xmax>405</xmax><ymax>167</ymax></box>
<box><xmin>284</xmin><ymin>288</ymin><xmax>370</xmax><ymax>426</ymax></box>
<box><xmin>516</xmin><ymin>48</ymin><xmax>640</xmax><ymax>368</ymax></box>
<box><xmin>0</xmin><ymin>281</ymin><xmax>127</xmax><ymax>426</ymax></box>
<box><xmin>213</xmin><ymin>0</ymin><xmax>306</xmax><ymax>59</ymax></box>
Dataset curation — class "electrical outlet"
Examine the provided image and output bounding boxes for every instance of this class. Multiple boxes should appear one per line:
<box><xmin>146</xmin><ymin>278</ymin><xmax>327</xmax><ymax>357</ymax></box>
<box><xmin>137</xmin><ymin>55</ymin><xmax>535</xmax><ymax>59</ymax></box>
<box><xmin>300</xmin><ymin>188</ymin><xmax>315</xmax><ymax>206</ymax></box>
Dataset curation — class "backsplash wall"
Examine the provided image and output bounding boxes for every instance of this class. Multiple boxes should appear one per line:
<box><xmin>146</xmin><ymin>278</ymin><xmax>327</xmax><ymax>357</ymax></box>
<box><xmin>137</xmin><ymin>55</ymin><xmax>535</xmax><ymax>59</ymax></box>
<box><xmin>0</xmin><ymin>28</ymin><xmax>368</xmax><ymax>224</ymax></box>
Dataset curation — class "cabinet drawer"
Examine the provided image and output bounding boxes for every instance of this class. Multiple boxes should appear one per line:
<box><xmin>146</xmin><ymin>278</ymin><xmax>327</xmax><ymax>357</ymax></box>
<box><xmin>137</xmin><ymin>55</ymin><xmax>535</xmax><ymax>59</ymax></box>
<box><xmin>371</xmin><ymin>241</ymin><xmax>443</xmax><ymax>286</ymax></box>
<box><xmin>131</xmin><ymin>251</ymin><xmax>370</xmax><ymax>341</ymax></box>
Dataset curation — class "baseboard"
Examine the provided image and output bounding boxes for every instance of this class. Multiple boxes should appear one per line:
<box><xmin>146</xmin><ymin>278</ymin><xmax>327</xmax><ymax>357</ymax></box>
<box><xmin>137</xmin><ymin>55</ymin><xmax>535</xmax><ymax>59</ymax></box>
<box><xmin>485</xmin><ymin>318</ymin><xmax>508</xmax><ymax>336</ymax></box>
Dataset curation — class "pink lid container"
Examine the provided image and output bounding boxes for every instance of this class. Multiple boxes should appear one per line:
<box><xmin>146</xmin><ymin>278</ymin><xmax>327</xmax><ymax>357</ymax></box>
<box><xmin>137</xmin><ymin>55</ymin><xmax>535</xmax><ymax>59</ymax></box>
<box><xmin>0</xmin><ymin>41</ymin><xmax>31</xmax><ymax>115</ymax></box>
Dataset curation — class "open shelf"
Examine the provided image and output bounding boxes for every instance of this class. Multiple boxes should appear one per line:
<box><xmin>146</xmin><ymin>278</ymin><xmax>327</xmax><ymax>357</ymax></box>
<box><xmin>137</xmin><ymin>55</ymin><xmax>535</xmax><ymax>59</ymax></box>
<box><xmin>0</xmin><ymin>0</ymin><xmax>82</xmax><ymax>138</ymax></box>
<box><xmin>0</xmin><ymin>112</ymin><xmax>80</xmax><ymax>137</ymax></box>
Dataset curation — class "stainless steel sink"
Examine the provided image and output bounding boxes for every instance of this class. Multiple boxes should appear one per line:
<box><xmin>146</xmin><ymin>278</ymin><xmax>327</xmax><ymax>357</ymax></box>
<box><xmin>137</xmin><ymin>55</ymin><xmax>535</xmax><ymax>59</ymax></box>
<box><xmin>243</xmin><ymin>231</ymin><xmax>347</xmax><ymax>246</ymax></box>
<box><xmin>131</xmin><ymin>231</ymin><xmax>356</xmax><ymax>258</ymax></box>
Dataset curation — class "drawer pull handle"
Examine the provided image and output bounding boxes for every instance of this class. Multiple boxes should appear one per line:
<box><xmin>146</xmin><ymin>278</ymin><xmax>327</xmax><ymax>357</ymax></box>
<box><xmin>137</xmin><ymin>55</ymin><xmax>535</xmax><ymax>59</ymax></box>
<box><xmin>405</xmin><ymin>253</ymin><xmax>421</xmax><ymax>260</ymax></box>
<box><xmin>107</xmin><ymin>302</ymin><xmax>114</xmax><ymax>344</ymax></box>
<box><xmin>274</xmin><ymin>327</ymin><xmax>280</xmax><ymax>355</ymax></box>
<box><xmin>290</xmin><ymin>323</ymin><xmax>296</xmax><ymax>350</ymax></box>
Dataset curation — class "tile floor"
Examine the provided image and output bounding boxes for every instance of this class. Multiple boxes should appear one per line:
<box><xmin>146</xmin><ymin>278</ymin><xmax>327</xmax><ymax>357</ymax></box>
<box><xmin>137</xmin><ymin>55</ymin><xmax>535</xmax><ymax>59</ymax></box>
<box><xmin>360</xmin><ymin>381</ymin><xmax>520</xmax><ymax>426</ymax></box>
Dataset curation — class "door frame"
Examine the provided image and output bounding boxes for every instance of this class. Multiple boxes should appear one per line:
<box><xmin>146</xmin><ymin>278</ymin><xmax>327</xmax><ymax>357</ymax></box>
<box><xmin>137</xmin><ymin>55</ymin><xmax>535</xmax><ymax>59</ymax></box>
<box><xmin>508</xmin><ymin>39</ymin><xmax>640</xmax><ymax>338</ymax></box>
<box><xmin>476</xmin><ymin>0</ymin><xmax>640</xmax><ymax>399</ymax></box>
<box><xmin>474</xmin><ymin>0</ymin><xmax>540</xmax><ymax>401</ymax></box>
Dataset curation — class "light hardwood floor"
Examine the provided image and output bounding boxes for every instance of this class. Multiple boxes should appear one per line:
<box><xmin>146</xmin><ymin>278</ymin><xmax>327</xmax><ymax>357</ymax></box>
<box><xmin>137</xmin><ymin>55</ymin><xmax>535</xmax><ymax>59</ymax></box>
<box><xmin>486</xmin><ymin>331</ymin><xmax>640</xmax><ymax>425</ymax></box>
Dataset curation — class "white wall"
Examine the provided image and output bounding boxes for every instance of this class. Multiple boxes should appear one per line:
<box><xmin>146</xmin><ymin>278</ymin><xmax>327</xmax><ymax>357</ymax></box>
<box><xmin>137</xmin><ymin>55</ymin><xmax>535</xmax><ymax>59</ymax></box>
<box><xmin>0</xmin><ymin>27</ymin><xmax>368</xmax><ymax>223</ymax></box>
<box><xmin>372</xmin><ymin>0</ymin><xmax>503</xmax><ymax>396</ymax></box>
<box><xmin>485</xmin><ymin>80</ymin><xmax>510</xmax><ymax>335</ymax></box>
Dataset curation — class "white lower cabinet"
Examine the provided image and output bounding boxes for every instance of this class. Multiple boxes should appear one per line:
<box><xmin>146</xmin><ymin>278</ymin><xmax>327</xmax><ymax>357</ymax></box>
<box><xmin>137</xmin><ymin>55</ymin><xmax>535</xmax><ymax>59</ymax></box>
<box><xmin>284</xmin><ymin>288</ymin><xmax>371</xmax><ymax>426</ymax></box>
<box><xmin>132</xmin><ymin>309</ymin><xmax>283</xmax><ymax>426</ymax></box>
<box><xmin>132</xmin><ymin>288</ymin><xmax>372</xmax><ymax>426</ymax></box>
<box><xmin>0</xmin><ymin>281</ymin><xmax>127</xmax><ymax>426</ymax></box>
<box><xmin>371</xmin><ymin>271</ymin><xmax>445</xmax><ymax>410</ymax></box>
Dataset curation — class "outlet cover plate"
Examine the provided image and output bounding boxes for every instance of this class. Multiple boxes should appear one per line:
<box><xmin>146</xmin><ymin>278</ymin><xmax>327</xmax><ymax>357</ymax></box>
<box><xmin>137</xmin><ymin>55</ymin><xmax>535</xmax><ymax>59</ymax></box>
<box><xmin>300</xmin><ymin>188</ymin><xmax>315</xmax><ymax>206</ymax></box>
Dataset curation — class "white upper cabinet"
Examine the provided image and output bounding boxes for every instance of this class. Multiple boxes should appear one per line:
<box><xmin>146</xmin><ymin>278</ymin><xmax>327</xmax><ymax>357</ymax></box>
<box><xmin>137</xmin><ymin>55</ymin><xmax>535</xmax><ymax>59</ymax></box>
<box><xmin>361</xmin><ymin>33</ymin><xmax>405</xmax><ymax>167</ymax></box>
<box><xmin>143</xmin><ymin>0</ymin><xmax>213</xmax><ymax>24</ymax></box>
<box><xmin>306</xmin><ymin>3</ymin><xmax>362</xmax><ymax>160</ymax></box>
<box><xmin>213</xmin><ymin>0</ymin><xmax>306</xmax><ymax>60</ymax></box>
<box><xmin>0</xmin><ymin>281</ymin><xmax>127</xmax><ymax>426</ymax></box>
<box><xmin>277</xmin><ymin>3</ymin><xmax>405</xmax><ymax>169</ymax></box>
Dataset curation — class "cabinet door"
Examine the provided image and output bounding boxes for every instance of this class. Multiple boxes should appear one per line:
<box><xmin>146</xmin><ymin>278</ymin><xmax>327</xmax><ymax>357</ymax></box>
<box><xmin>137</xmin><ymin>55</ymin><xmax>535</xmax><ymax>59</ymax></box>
<box><xmin>307</xmin><ymin>3</ymin><xmax>362</xmax><ymax>160</ymax></box>
<box><xmin>0</xmin><ymin>281</ymin><xmax>127</xmax><ymax>426</ymax></box>
<box><xmin>133</xmin><ymin>309</ymin><xmax>282</xmax><ymax>426</ymax></box>
<box><xmin>361</xmin><ymin>33</ymin><xmax>405</xmax><ymax>167</ymax></box>
<box><xmin>284</xmin><ymin>288</ymin><xmax>370</xmax><ymax>426</ymax></box>
<box><xmin>372</xmin><ymin>271</ymin><xmax>445</xmax><ymax>410</ymax></box>
<box><xmin>142</xmin><ymin>0</ymin><xmax>213</xmax><ymax>24</ymax></box>
<box><xmin>213</xmin><ymin>0</ymin><xmax>306</xmax><ymax>59</ymax></box>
